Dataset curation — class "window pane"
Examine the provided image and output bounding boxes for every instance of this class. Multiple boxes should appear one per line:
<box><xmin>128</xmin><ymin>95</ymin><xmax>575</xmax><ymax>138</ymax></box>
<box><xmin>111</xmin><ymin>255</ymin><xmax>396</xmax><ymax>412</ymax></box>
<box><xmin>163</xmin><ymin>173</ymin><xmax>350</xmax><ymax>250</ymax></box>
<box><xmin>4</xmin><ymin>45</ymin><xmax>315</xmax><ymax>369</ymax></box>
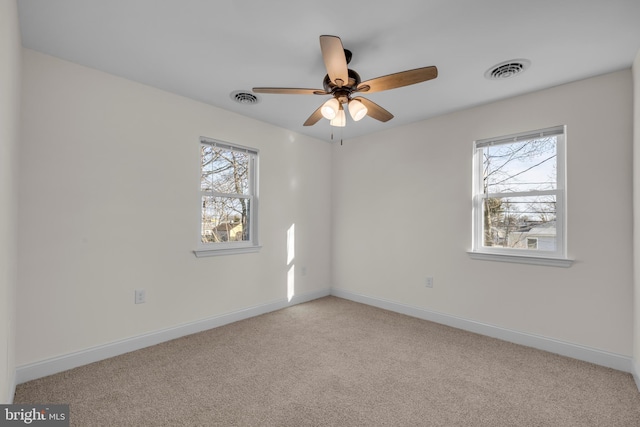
<box><xmin>483</xmin><ymin>195</ymin><xmax>556</xmax><ymax>250</ymax></box>
<box><xmin>200</xmin><ymin>145</ymin><xmax>214</xmax><ymax>191</ymax></box>
<box><xmin>200</xmin><ymin>146</ymin><xmax>250</xmax><ymax>194</ymax></box>
<box><xmin>483</xmin><ymin>137</ymin><xmax>557</xmax><ymax>194</ymax></box>
<box><xmin>201</xmin><ymin>196</ymin><xmax>251</xmax><ymax>243</ymax></box>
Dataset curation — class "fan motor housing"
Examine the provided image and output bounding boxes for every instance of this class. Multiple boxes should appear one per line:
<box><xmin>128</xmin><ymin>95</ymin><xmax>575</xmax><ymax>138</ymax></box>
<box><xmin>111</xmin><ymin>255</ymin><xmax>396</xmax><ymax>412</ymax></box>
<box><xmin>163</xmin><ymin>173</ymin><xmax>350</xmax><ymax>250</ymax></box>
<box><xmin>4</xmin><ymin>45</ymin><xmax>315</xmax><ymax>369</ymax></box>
<box><xmin>323</xmin><ymin>69</ymin><xmax>362</xmax><ymax>98</ymax></box>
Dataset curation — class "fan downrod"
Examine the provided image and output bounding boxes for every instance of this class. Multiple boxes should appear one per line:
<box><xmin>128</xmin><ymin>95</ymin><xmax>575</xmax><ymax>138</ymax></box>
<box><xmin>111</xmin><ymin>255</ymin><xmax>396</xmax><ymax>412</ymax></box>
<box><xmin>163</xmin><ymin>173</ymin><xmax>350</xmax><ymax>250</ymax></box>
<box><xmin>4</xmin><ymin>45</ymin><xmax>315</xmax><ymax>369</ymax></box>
<box><xmin>344</xmin><ymin>49</ymin><xmax>352</xmax><ymax>65</ymax></box>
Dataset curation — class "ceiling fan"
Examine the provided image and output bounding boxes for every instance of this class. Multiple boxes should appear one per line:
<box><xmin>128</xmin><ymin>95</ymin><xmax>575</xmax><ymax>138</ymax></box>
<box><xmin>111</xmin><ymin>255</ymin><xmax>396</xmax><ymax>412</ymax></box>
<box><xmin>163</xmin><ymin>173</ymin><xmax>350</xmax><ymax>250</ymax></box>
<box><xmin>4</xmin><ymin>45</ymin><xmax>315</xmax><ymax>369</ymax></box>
<box><xmin>253</xmin><ymin>35</ymin><xmax>438</xmax><ymax>128</ymax></box>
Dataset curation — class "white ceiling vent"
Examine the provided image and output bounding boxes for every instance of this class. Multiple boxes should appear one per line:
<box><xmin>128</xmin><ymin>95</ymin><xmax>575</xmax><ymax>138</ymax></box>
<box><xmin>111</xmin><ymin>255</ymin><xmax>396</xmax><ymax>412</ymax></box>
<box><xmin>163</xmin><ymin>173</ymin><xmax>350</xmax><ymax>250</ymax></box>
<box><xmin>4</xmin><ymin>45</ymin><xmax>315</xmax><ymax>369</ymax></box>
<box><xmin>230</xmin><ymin>90</ymin><xmax>260</xmax><ymax>105</ymax></box>
<box><xmin>485</xmin><ymin>59</ymin><xmax>531</xmax><ymax>80</ymax></box>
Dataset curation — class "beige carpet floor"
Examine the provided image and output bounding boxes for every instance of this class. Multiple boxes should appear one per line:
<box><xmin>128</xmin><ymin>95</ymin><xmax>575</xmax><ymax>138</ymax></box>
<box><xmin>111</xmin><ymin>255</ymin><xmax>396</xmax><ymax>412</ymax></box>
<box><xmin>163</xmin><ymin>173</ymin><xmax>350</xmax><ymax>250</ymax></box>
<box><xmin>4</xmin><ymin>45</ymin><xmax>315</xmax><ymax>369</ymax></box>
<box><xmin>14</xmin><ymin>296</ymin><xmax>640</xmax><ymax>426</ymax></box>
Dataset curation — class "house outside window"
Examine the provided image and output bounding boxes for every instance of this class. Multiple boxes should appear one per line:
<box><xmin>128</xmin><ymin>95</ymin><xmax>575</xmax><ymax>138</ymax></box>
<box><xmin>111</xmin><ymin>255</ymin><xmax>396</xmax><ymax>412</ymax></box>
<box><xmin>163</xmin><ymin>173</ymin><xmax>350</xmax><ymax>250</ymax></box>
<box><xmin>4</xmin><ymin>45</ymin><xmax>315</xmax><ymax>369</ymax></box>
<box><xmin>471</xmin><ymin>125</ymin><xmax>571</xmax><ymax>266</ymax></box>
<box><xmin>195</xmin><ymin>137</ymin><xmax>259</xmax><ymax>257</ymax></box>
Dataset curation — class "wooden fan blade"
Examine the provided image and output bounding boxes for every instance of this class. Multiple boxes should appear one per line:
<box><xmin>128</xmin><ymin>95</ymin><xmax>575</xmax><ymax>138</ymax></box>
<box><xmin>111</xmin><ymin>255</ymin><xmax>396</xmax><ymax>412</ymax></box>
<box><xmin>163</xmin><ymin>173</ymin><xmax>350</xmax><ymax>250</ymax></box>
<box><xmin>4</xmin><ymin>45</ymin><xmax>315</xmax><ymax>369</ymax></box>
<box><xmin>252</xmin><ymin>87</ymin><xmax>328</xmax><ymax>95</ymax></box>
<box><xmin>319</xmin><ymin>35</ymin><xmax>349</xmax><ymax>87</ymax></box>
<box><xmin>303</xmin><ymin>105</ymin><xmax>324</xmax><ymax>126</ymax></box>
<box><xmin>353</xmin><ymin>97</ymin><xmax>394</xmax><ymax>122</ymax></box>
<box><xmin>357</xmin><ymin>66</ymin><xmax>438</xmax><ymax>94</ymax></box>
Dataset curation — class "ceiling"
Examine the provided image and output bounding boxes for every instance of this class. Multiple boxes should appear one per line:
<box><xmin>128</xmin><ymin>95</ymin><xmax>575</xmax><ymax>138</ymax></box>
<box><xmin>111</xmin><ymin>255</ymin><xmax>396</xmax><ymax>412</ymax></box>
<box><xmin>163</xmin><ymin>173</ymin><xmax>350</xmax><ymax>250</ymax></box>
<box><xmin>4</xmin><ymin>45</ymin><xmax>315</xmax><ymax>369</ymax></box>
<box><xmin>17</xmin><ymin>0</ymin><xmax>640</xmax><ymax>142</ymax></box>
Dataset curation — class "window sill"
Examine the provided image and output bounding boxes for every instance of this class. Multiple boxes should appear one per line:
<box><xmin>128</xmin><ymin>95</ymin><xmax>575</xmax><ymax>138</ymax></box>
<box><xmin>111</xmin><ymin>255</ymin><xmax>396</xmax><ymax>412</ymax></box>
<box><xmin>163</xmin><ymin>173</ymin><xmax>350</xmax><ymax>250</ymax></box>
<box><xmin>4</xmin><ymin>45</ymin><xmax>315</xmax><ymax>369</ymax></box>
<box><xmin>194</xmin><ymin>245</ymin><xmax>262</xmax><ymax>258</ymax></box>
<box><xmin>467</xmin><ymin>251</ymin><xmax>574</xmax><ymax>268</ymax></box>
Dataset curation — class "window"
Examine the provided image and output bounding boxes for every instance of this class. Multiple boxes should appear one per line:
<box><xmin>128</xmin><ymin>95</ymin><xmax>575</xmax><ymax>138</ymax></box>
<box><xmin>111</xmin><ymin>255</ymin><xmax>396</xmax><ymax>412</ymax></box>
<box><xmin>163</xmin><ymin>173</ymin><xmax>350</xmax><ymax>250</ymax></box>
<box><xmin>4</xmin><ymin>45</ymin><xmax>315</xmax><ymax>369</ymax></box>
<box><xmin>470</xmin><ymin>126</ymin><xmax>571</xmax><ymax>266</ymax></box>
<box><xmin>195</xmin><ymin>137</ymin><xmax>259</xmax><ymax>257</ymax></box>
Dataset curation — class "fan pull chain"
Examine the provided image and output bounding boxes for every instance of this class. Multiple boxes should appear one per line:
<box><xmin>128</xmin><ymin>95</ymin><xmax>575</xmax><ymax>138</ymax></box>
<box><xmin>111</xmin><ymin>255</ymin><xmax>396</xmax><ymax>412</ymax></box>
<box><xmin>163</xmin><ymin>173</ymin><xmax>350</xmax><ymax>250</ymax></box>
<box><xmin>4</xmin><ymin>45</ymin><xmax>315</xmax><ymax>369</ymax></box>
<box><xmin>330</xmin><ymin>129</ymin><xmax>343</xmax><ymax>145</ymax></box>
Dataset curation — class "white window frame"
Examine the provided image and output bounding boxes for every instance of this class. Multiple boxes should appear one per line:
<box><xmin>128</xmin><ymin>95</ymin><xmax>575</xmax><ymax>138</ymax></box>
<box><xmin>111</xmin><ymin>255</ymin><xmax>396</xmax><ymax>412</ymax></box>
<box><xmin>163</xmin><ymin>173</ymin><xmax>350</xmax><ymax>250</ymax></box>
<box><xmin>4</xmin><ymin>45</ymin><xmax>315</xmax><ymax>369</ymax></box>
<box><xmin>194</xmin><ymin>137</ymin><xmax>260</xmax><ymax>257</ymax></box>
<box><xmin>469</xmin><ymin>125</ymin><xmax>573</xmax><ymax>267</ymax></box>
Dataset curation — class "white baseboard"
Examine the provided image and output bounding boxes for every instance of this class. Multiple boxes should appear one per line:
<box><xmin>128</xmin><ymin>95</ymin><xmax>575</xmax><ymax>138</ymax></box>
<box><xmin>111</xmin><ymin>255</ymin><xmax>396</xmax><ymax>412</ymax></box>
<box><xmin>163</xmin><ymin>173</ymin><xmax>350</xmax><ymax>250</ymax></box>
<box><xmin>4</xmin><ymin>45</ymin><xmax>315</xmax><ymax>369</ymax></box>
<box><xmin>6</xmin><ymin>373</ymin><xmax>16</xmax><ymax>404</ymax></box>
<box><xmin>14</xmin><ymin>287</ymin><xmax>634</xmax><ymax>386</ymax></box>
<box><xmin>633</xmin><ymin>359</ymin><xmax>640</xmax><ymax>393</ymax></box>
<box><xmin>331</xmin><ymin>288</ymin><xmax>634</xmax><ymax>373</ymax></box>
<box><xmin>15</xmin><ymin>288</ymin><xmax>330</xmax><ymax>385</ymax></box>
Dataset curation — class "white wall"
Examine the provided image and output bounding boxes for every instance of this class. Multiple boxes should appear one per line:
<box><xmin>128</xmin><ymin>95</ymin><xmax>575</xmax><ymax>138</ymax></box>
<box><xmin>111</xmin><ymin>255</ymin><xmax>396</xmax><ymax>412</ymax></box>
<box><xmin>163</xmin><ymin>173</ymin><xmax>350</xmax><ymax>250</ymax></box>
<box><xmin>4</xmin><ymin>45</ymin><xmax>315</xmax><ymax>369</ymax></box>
<box><xmin>0</xmin><ymin>0</ymin><xmax>21</xmax><ymax>403</ymax></box>
<box><xmin>17</xmin><ymin>49</ymin><xmax>332</xmax><ymax>367</ymax></box>
<box><xmin>332</xmin><ymin>70</ymin><xmax>633</xmax><ymax>356</ymax></box>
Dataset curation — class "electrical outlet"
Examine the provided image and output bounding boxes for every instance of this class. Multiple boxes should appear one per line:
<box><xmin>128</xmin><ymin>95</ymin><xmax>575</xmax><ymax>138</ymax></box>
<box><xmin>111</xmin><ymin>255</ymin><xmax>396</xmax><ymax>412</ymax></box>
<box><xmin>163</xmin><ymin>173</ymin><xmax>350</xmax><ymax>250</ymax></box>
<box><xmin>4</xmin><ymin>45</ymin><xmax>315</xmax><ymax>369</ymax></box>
<box><xmin>135</xmin><ymin>289</ymin><xmax>146</xmax><ymax>304</ymax></box>
<box><xmin>425</xmin><ymin>277</ymin><xmax>434</xmax><ymax>288</ymax></box>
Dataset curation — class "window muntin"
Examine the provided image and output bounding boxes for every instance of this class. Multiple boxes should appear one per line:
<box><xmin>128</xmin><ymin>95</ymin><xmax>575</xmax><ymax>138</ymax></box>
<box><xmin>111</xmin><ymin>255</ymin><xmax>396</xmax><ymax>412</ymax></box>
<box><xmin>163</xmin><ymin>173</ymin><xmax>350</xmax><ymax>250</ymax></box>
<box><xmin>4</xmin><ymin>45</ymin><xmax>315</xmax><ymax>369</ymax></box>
<box><xmin>473</xmin><ymin>126</ymin><xmax>566</xmax><ymax>259</ymax></box>
<box><xmin>199</xmin><ymin>138</ymin><xmax>258</xmax><ymax>253</ymax></box>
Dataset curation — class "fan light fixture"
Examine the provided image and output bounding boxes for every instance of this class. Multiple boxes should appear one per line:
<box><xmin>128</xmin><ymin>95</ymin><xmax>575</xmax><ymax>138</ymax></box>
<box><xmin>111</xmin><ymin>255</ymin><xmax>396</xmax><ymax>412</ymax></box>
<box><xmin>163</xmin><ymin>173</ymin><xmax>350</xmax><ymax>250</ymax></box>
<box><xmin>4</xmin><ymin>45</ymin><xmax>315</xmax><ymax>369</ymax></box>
<box><xmin>330</xmin><ymin>105</ymin><xmax>346</xmax><ymax>127</ymax></box>
<box><xmin>321</xmin><ymin>98</ymin><xmax>340</xmax><ymax>120</ymax></box>
<box><xmin>348</xmin><ymin>99</ymin><xmax>367</xmax><ymax>121</ymax></box>
<box><xmin>324</xmin><ymin>98</ymin><xmax>367</xmax><ymax>126</ymax></box>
